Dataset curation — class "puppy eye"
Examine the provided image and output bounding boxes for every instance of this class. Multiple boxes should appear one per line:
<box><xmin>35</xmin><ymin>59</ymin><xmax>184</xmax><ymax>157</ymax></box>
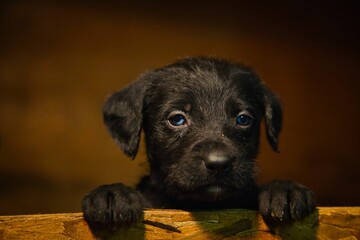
<box><xmin>168</xmin><ymin>114</ymin><xmax>187</xmax><ymax>127</ymax></box>
<box><xmin>236</xmin><ymin>114</ymin><xmax>252</xmax><ymax>126</ymax></box>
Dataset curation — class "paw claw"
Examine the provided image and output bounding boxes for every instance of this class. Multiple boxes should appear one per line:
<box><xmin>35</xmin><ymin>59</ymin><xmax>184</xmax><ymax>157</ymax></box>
<box><xmin>259</xmin><ymin>180</ymin><xmax>315</xmax><ymax>223</ymax></box>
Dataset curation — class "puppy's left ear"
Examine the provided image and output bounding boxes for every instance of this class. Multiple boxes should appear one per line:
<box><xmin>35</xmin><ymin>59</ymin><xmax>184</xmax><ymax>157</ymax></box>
<box><xmin>262</xmin><ymin>85</ymin><xmax>283</xmax><ymax>152</ymax></box>
<box><xmin>102</xmin><ymin>73</ymin><xmax>149</xmax><ymax>159</ymax></box>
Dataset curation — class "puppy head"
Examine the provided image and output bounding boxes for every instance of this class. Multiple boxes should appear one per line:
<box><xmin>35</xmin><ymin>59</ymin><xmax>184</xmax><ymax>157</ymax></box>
<box><xmin>103</xmin><ymin>57</ymin><xmax>282</xmax><ymax>201</ymax></box>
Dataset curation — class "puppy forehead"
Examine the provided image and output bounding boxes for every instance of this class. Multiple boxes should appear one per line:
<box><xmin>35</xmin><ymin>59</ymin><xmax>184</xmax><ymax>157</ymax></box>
<box><xmin>147</xmin><ymin>63</ymin><xmax>262</xmax><ymax>112</ymax></box>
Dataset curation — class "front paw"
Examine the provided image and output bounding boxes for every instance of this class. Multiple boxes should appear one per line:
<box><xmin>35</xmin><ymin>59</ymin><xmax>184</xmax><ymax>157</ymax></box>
<box><xmin>258</xmin><ymin>180</ymin><xmax>315</xmax><ymax>223</ymax></box>
<box><xmin>82</xmin><ymin>183</ymin><xmax>143</xmax><ymax>229</ymax></box>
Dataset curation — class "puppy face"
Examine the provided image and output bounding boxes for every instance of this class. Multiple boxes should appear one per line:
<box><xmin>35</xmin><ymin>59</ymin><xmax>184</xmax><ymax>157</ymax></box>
<box><xmin>103</xmin><ymin>57</ymin><xmax>282</xmax><ymax>202</ymax></box>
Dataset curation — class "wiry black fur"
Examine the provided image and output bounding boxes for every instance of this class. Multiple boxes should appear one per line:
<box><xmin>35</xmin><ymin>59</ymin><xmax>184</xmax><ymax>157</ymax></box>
<box><xmin>82</xmin><ymin>57</ymin><xmax>315</xmax><ymax>230</ymax></box>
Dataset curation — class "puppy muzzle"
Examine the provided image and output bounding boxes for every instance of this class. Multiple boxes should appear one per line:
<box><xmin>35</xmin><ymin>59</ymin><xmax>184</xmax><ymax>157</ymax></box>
<box><xmin>203</xmin><ymin>152</ymin><xmax>235</xmax><ymax>173</ymax></box>
<box><xmin>192</xmin><ymin>139</ymin><xmax>237</xmax><ymax>175</ymax></box>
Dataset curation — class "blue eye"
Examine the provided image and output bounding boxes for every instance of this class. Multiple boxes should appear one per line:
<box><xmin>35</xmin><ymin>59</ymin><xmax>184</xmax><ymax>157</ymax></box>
<box><xmin>236</xmin><ymin>114</ymin><xmax>252</xmax><ymax>126</ymax></box>
<box><xmin>168</xmin><ymin>114</ymin><xmax>187</xmax><ymax>127</ymax></box>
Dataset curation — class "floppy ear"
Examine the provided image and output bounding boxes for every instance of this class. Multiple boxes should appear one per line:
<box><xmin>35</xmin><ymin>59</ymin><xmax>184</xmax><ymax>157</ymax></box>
<box><xmin>102</xmin><ymin>74</ymin><xmax>148</xmax><ymax>159</ymax></box>
<box><xmin>262</xmin><ymin>85</ymin><xmax>283</xmax><ymax>152</ymax></box>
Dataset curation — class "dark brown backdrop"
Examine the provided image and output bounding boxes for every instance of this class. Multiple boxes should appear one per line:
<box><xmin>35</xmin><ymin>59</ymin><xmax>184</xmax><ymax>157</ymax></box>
<box><xmin>1</xmin><ymin>1</ymin><xmax>359</xmax><ymax>215</ymax></box>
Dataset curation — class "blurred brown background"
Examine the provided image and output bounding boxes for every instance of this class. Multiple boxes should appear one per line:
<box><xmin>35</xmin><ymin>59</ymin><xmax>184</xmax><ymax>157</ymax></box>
<box><xmin>0</xmin><ymin>1</ymin><xmax>359</xmax><ymax>215</ymax></box>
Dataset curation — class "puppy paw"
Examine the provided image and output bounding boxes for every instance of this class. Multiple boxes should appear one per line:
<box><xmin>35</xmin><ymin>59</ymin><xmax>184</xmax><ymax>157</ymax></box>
<box><xmin>82</xmin><ymin>183</ymin><xmax>143</xmax><ymax>229</ymax></box>
<box><xmin>258</xmin><ymin>180</ymin><xmax>315</xmax><ymax>223</ymax></box>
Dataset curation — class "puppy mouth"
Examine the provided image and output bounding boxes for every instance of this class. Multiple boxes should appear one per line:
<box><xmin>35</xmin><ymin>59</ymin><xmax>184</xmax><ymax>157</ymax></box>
<box><xmin>198</xmin><ymin>184</ymin><xmax>234</xmax><ymax>201</ymax></box>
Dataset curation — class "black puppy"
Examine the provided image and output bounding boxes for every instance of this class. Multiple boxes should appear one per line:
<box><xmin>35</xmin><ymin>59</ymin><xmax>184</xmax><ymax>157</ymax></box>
<box><xmin>82</xmin><ymin>57</ymin><xmax>315</xmax><ymax>229</ymax></box>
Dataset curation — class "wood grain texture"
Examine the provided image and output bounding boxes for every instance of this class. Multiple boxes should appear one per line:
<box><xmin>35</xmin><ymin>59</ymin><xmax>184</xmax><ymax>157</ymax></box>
<box><xmin>0</xmin><ymin>207</ymin><xmax>359</xmax><ymax>239</ymax></box>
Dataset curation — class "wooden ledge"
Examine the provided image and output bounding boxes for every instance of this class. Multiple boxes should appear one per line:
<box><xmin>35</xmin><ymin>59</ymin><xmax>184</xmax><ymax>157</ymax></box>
<box><xmin>0</xmin><ymin>207</ymin><xmax>359</xmax><ymax>239</ymax></box>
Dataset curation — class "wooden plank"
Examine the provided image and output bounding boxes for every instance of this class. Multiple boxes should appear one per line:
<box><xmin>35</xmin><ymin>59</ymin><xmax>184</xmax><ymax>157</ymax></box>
<box><xmin>0</xmin><ymin>207</ymin><xmax>359</xmax><ymax>239</ymax></box>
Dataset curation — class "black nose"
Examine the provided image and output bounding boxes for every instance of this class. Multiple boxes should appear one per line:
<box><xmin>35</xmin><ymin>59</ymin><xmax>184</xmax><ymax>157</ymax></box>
<box><xmin>203</xmin><ymin>152</ymin><xmax>234</xmax><ymax>173</ymax></box>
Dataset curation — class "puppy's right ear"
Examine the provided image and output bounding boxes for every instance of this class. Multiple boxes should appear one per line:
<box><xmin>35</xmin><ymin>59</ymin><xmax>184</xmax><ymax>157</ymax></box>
<box><xmin>102</xmin><ymin>74</ymin><xmax>148</xmax><ymax>159</ymax></box>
